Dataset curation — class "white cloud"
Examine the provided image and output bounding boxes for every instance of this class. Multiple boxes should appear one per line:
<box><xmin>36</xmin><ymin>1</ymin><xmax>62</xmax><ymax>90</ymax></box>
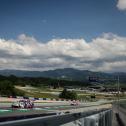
<box><xmin>117</xmin><ymin>0</ymin><xmax>126</xmax><ymax>10</ymax></box>
<box><xmin>0</xmin><ymin>33</ymin><xmax>126</xmax><ymax>72</ymax></box>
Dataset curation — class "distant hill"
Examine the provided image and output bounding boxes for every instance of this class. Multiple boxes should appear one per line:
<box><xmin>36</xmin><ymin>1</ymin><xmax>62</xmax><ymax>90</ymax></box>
<box><xmin>0</xmin><ymin>68</ymin><xmax>126</xmax><ymax>84</ymax></box>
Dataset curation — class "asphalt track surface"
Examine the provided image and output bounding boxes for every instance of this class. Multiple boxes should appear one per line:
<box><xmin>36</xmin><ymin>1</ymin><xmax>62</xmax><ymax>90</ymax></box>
<box><xmin>0</xmin><ymin>99</ymin><xmax>111</xmax><ymax>108</ymax></box>
<box><xmin>0</xmin><ymin>101</ymin><xmax>112</xmax><ymax>118</ymax></box>
<box><xmin>0</xmin><ymin>102</ymin><xmax>70</xmax><ymax>108</ymax></box>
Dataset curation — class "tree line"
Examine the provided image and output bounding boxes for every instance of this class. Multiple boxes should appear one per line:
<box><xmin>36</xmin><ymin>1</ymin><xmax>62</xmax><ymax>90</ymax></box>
<box><xmin>0</xmin><ymin>75</ymin><xmax>88</xmax><ymax>96</ymax></box>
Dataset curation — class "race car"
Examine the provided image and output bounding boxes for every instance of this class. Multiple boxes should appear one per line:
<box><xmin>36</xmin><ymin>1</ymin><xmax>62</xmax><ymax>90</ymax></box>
<box><xmin>70</xmin><ymin>101</ymin><xmax>79</xmax><ymax>106</ymax></box>
<box><xmin>11</xmin><ymin>99</ymin><xmax>34</xmax><ymax>109</ymax></box>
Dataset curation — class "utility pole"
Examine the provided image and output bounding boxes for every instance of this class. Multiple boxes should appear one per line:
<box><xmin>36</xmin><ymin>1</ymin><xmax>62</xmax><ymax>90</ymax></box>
<box><xmin>117</xmin><ymin>75</ymin><xmax>120</xmax><ymax>114</ymax></box>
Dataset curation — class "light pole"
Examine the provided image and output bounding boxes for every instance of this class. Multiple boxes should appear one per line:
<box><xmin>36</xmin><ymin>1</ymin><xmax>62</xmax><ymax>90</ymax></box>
<box><xmin>117</xmin><ymin>75</ymin><xmax>120</xmax><ymax>114</ymax></box>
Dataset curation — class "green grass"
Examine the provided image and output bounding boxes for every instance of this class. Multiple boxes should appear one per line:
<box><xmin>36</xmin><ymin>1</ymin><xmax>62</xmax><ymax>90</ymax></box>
<box><xmin>15</xmin><ymin>86</ymin><xmax>59</xmax><ymax>98</ymax></box>
<box><xmin>15</xmin><ymin>85</ymin><xmax>126</xmax><ymax>101</ymax></box>
<box><xmin>26</xmin><ymin>92</ymin><xmax>58</xmax><ymax>99</ymax></box>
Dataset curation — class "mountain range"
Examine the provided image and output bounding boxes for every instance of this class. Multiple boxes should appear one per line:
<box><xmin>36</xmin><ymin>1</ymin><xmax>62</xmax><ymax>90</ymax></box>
<box><xmin>0</xmin><ymin>68</ymin><xmax>126</xmax><ymax>84</ymax></box>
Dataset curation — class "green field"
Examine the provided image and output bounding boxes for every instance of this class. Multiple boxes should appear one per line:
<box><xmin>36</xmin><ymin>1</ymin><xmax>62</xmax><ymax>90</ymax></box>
<box><xmin>15</xmin><ymin>86</ymin><xmax>126</xmax><ymax>102</ymax></box>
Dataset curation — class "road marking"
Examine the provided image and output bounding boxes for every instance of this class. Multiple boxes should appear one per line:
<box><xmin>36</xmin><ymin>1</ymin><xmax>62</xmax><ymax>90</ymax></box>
<box><xmin>34</xmin><ymin>107</ymin><xmax>53</xmax><ymax>111</ymax></box>
<box><xmin>44</xmin><ymin>107</ymin><xmax>50</xmax><ymax>109</ymax></box>
<box><xmin>18</xmin><ymin>109</ymin><xmax>30</xmax><ymax>111</ymax></box>
<box><xmin>0</xmin><ymin>109</ymin><xmax>11</xmax><ymax>112</ymax></box>
<box><xmin>34</xmin><ymin>108</ymin><xmax>42</xmax><ymax>110</ymax></box>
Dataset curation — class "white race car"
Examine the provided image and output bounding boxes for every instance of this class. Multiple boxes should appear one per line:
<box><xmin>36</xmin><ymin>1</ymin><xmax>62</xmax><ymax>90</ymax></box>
<box><xmin>12</xmin><ymin>99</ymin><xmax>34</xmax><ymax>109</ymax></box>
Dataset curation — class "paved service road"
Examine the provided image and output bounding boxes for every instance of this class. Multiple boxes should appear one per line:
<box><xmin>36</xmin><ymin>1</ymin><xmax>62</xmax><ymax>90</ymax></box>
<box><xmin>112</xmin><ymin>104</ymin><xmax>126</xmax><ymax>126</ymax></box>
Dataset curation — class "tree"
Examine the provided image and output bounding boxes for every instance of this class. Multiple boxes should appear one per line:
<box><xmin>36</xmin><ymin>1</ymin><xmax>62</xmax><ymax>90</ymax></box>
<box><xmin>59</xmin><ymin>88</ymin><xmax>77</xmax><ymax>100</ymax></box>
<box><xmin>0</xmin><ymin>80</ymin><xmax>15</xmax><ymax>95</ymax></box>
<box><xmin>0</xmin><ymin>80</ymin><xmax>24</xmax><ymax>96</ymax></box>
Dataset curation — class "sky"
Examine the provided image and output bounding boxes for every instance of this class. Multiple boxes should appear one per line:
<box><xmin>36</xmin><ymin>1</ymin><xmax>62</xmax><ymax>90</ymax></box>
<box><xmin>0</xmin><ymin>0</ymin><xmax>126</xmax><ymax>72</ymax></box>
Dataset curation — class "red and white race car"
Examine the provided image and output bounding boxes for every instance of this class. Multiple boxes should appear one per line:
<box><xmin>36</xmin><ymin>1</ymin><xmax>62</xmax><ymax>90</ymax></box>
<box><xmin>11</xmin><ymin>99</ymin><xmax>34</xmax><ymax>109</ymax></box>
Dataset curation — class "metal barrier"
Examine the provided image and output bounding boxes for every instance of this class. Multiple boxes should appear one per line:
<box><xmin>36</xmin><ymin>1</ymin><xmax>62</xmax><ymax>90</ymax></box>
<box><xmin>0</xmin><ymin>109</ymin><xmax>112</xmax><ymax>126</ymax></box>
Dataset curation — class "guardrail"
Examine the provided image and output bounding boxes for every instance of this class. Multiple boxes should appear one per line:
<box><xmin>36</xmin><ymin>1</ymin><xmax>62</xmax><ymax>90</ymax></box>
<box><xmin>0</xmin><ymin>108</ymin><xmax>112</xmax><ymax>126</ymax></box>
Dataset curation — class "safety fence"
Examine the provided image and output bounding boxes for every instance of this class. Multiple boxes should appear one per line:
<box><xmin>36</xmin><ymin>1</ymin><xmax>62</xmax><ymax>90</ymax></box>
<box><xmin>0</xmin><ymin>108</ymin><xmax>112</xmax><ymax>126</ymax></box>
